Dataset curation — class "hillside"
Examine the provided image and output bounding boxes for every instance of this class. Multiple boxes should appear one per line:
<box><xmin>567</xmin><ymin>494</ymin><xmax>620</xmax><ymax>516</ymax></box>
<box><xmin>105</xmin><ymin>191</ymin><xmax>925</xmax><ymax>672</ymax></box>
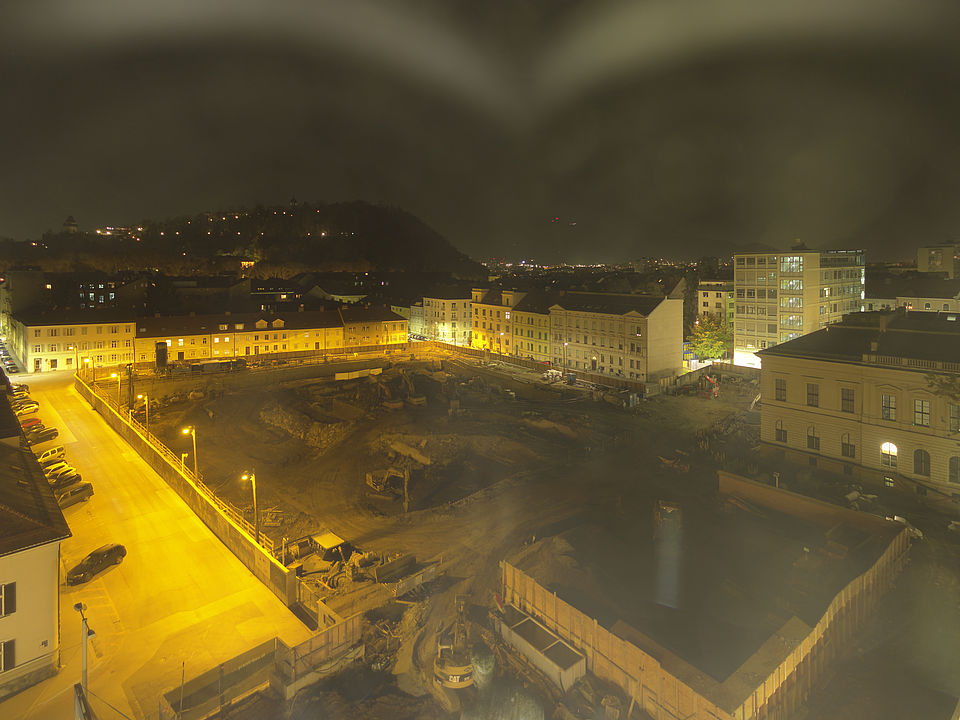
<box><xmin>17</xmin><ymin>201</ymin><xmax>484</xmax><ymax>278</ymax></box>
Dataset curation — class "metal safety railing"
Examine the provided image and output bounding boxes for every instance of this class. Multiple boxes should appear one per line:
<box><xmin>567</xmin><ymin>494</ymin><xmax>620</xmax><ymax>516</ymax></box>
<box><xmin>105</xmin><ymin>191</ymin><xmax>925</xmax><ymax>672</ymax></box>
<box><xmin>83</xmin><ymin>379</ymin><xmax>276</xmax><ymax>557</ymax></box>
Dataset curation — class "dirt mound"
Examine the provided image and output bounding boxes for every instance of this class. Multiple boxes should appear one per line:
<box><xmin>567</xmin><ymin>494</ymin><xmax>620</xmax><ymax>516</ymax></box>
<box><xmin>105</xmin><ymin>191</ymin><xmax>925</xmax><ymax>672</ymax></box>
<box><xmin>259</xmin><ymin>401</ymin><xmax>351</xmax><ymax>453</ymax></box>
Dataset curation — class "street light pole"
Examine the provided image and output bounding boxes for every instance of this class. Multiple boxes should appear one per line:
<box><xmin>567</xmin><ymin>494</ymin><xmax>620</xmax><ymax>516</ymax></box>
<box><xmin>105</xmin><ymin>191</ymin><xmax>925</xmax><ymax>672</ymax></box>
<box><xmin>242</xmin><ymin>471</ymin><xmax>259</xmax><ymax>545</ymax></box>
<box><xmin>110</xmin><ymin>372</ymin><xmax>121</xmax><ymax>408</ymax></box>
<box><xmin>73</xmin><ymin>603</ymin><xmax>95</xmax><ymax>696</ymax></box>
<box><xmin>137</xmin><ymin>394</ymin><xmax>149</xmax><ymax>435</ymax></box>
<box><xmin>563</xmin><ymin>341</ymin><xmax>568</xmax><ymax>371</ymax></box>
<box><xmin>180</xmin><ymin>453</ymin><xmax>188</xmax><ymax>473</ymax></box>
<box><xmin>182</xmin><ymin>426</ymin><xmax>197</xmax><ymax>477</ymax></box>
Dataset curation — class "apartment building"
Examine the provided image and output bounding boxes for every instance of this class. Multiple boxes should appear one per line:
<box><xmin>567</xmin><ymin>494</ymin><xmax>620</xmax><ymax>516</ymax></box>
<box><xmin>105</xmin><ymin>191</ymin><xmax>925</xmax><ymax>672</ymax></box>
<box><xmin>339</xmin><ymin>306</ymin><xmax>408</xmax><ymax>347</ymax></box>
<box><xmin>757</xmin><ymin>310</ymin><xmax>960</xmax><ymax>501</ymax></box>
<box><xmin>134</xmin><ymin>307</ymin><xmax>407</xmax><ymax>365</ymax></box>
<box><xmin>0</xmin><ymin>400</ymin><xmax>72</xmax><ymax>701</ymax></box>
<box><xmin>422</xmin><ymin>290</ymin><xmax>471</xmax><ymax>346</ymax></box>
<box><xmin>697</xmin><ymin>280</ymin><xmax>734</xmax><ymax>324</ymax></box>
<box><xmin>134</xmin><ymin>310</ymin><xmax>344</xmax><ymax>363</ymax></box>
<box><xmin>549</xmin><ymin>293</ymin><xmax>683</xmax><ymax>382</ymax></box>
<box><xmin>733</xmin><ymin>249</ymin><xmax>864</xmax><ymax>367</ymax></box>
<box><xmin>917</xmin><ymin>243</ymin><xmax>960</xmax><ymax>279</ymax></box>
<box><xmin>511</xmin><ymin>291</ymin><xmax>559</xmax><ymax>365</ymax></box>
<box><xmin>7</xmin><ymin>309</ymin><xmax>136</xmax><ymax>374</ymax></box>
<box><xmin>471</xmin><ymin>288</ymin><xmax>526</xmax><ymax>354</ymax></box>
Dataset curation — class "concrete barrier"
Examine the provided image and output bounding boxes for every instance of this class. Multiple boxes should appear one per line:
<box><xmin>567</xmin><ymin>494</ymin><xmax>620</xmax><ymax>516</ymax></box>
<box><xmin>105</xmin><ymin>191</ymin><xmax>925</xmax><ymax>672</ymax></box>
<box><xmin>75</xmin><ymin>375</ymin><xmax>297</xmax><ymax>607</ymax></box>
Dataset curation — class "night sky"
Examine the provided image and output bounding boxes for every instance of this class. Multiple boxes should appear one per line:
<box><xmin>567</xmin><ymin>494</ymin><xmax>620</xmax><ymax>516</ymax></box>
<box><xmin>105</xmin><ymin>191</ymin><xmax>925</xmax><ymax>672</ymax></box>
<box><xmin>4</xmin><ymin>0</ymin><xmax>960</xmax><ymax>262</ymax></box>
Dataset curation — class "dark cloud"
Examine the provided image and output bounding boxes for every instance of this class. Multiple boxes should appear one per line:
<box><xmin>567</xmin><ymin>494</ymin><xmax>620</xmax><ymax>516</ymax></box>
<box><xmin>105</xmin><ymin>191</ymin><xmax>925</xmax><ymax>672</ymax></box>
<box><xmin>2</xmin><ymin>0</ymin><xmax>959</xmax><ymax>261</ymax></box>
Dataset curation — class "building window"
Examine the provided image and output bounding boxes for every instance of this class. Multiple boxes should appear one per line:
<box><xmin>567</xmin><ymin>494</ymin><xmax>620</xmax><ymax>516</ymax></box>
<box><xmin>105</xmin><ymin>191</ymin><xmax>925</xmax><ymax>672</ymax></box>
<box><xmin>0</xmin><ymin>639</ymin><xmax>14</xmax><ymax>672</ymax></box>
<box><xmin>841</xmin><ymin>388</ymin><xmax>855</xmax><ymax>413</ymax></box>
<box><xmin>881</xmin><ymin>442</ymin><xmax>898</xmax><ymax>468</ymax></box>
<box><xmin>775</xmin><ymin>420</ymin><xmax>787</xmax><ymax>443</ymax></box>
<box><xmin>775</xmin><ymin>378</ymin><xmax>786</xmax><ymax>402</ymax></box>
<box><xmin>950</xmin><ymin>404</ymin><xmax>960</xmax><ymax>432</ymax></box>
<box><xmin>914</xmin><ymin>449</ymin><xmax>931</xmax><ymax>476</ymax></box>
<box><xmin>0</xmin><ymin>582</ymin><xmax>14</xmax><ymax>616</ymax></box>
<box><xmin>913</xmin><ymin>398</ymin><xmax>930</xmax><ymax>427</ymax></box>
<box><xmin>806</xmin><ymin>383</ymin><xmax>819</xmax><ymax>407</ymax></box>
<box><xmin>950</xmin><ymin>457</ymin><xmax>960</xmax><ymax>484</ymax></box>
<box><xmin>807</xmin><ymin>426</ymin><xmax>819</xmax><ymax>450</ymax></box>
<box><xmin>841</xmin><ymin>433</ymin><xmax>855</xmax><ymax>458</ymax></box>
<box><xmin>881</xmin><ymin>394</ymin><xmax>896</xmax><ymax>421</ymax></box>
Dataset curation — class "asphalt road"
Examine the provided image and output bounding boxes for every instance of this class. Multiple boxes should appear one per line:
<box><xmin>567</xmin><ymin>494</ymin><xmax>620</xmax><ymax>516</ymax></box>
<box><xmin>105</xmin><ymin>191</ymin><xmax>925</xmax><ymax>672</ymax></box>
<box><xmin>0</xmin><ymin>371</ymin><xmax>312</xmax><ymax>720</ymax></box>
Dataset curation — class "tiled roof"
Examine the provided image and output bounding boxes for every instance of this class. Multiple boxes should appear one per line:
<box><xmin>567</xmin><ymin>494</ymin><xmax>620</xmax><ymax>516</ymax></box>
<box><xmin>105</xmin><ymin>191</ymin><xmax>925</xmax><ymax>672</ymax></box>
<box><xmin>550</xmin><ymin>292</ymin><xmax>666</xmax><ymax>316</ymax></box>
<box><xmin>758</xmin><ymin>310</ymin><xmax>960</xmax><ymax>365</ymax></box>
<box><xmin>136</xmin><ymin>310</ymin><xmax>343</xmax><ymax>337</ymax></box>
<box><xmin>338</xmin><ymin>306</ymin><xmax>407</xmax><ymax>324</ymax></box>
<box><xmin>13</xmin><ymin>307</ymin><xmax>135</xmax><ymax>327</ymax></box>
<box><xmin>0</xmin><ymin>403</ymin><xmax>71</xmax><ymax>557</ymax></box>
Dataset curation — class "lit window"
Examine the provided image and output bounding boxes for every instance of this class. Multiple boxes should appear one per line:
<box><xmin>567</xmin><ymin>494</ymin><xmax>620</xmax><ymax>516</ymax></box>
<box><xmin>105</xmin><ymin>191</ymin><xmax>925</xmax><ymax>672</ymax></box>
<box><xmin>881</xmin><ymin>442</ymin><xmax>898</xmax><ymax>468</ymax></box>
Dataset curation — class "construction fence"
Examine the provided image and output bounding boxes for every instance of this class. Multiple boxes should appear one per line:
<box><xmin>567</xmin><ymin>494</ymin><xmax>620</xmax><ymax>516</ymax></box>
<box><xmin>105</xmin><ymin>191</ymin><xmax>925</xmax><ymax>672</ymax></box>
<box><xmin>413</xmin><ymin>340</ymin><xmax>650</xmax><ymax>395</ymax></box>
<box><xmin>500</xmin><ymin>475</ymin><xmax>912</xmax><ymax>720</ymax></box>
<box><xmin>157</xmin><ymin>614</ymin><xmax>363</xmax><ymax>719</ymax></box>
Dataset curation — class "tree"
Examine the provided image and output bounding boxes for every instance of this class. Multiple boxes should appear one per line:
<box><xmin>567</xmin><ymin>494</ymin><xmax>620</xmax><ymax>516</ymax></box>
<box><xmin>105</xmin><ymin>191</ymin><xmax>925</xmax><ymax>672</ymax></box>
<box><xmin>689</xmin><ymin>313</ymin><xmax>733</xmax><ymax>361</ymax></box>
<box><xmin>925</xmin><ymin>373</ymin><xmax>960</xmax><ymax>402</ymax></box>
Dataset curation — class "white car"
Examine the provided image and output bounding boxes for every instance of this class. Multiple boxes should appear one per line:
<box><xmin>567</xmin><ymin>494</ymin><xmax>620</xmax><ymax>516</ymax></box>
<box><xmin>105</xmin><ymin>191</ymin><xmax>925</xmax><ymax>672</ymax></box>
<box><xmin>35</xmin><ymin>446</ymin><xmax>65</xmax><ymax>464</ymax></box>
<box><xmin>14</xmin><ymin>402</ymin><xmax>39</xmax><ymax>416</ymax></box>
<box><xmin>46</xmin><ymin>465</ymin><xmax>78</xmax><ymax>481</ymax></box>
<box><xmin>43</xmin><ymin>460</ymin><xmax>71</xmax><ymax>477</ymax></box>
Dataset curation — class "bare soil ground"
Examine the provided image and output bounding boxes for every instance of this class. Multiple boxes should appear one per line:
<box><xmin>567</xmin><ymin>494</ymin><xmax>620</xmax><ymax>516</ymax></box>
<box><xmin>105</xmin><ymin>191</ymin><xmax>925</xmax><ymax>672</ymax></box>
<box><xmin>143</xmin><ymin>354</ymin><xmax>960</xmax><ymax>718</ymax></box>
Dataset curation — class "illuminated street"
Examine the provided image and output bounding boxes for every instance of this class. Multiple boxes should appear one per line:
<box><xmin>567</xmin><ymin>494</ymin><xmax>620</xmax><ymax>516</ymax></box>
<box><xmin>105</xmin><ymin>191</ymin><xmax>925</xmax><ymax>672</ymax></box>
<box><xmin>0</xmin><ymin>371</ymin><xmax>312</xmax><ymax>720</ymax></box>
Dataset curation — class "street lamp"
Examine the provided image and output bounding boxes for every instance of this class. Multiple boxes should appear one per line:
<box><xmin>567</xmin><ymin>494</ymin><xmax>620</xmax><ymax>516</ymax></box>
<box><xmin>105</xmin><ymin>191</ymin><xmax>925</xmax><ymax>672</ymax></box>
<box><xmin>137</xmin><ymin>393</ymin><xmax>149</xmax><ymax>435</ymax></box>
<box><xmin>73</xmin><ymin>603</ymin><xmax>96</xmax><ymax>696</ymax></box>
<box><xmin>182</xmin><ymin>426</ymin><xmax>197</xmax><ymax>477</ymax></box>
<box><xmin>83</xmin><ymin>356</ymin><xmax>93</xmax><ymax>382</ymax></box>
<box><xmin>180</xmin><ymin>452</ymin><xmax>188</xmax><ymax>473</ymax></box>
<box><xmin>69</xmin><ymin>345</ymin><xmax>78</xmax><ymax>374</ymax></box>
<box><xmin>563</xmin><ymin>341</ymin><xmax>568</xmax><ymax>371</ymax></box>
<box><xmin>110</xmin><ymin>372</ymin><xmax>121</xmax><ymax>407</ymax></box>
<box><xmin>499</xmin><ymin>331</ymin><xmax>504</xmax><ymax>356</ymax></box>
<box><xmin>241</xmin><ymin>471</ymin><xmax>259</xmax><ymax>545</ymax></box>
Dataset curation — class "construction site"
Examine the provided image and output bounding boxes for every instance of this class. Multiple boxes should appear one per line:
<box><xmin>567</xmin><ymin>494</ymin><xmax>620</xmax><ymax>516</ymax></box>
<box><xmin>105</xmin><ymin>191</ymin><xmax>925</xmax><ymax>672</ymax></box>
<box><xmin>105</xmin><ymin>351</ymin><xmax>959</xmax><ymax>719</ymax></box>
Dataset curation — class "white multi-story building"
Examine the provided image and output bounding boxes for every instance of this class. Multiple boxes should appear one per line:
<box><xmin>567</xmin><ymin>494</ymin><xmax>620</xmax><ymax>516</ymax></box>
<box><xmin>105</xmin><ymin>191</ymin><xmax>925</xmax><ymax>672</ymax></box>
<box><xmin>733</xmin><ymin>249</ymin><xmax>864</xmax><ymax>367</ymax></box>
<box><xmin>422</xmin><ymin>292</ymin><xmax>472</xmax><ymax>346</ymax></box>
<box><xmin>0</xmin><ymin>404</ymin><xmax>72</xmax><ymax>701</ymax></box>
<box><xmin>7</xmin><ymin>310</ymin><xmax>136</xmax><ymax>374</ymax></box>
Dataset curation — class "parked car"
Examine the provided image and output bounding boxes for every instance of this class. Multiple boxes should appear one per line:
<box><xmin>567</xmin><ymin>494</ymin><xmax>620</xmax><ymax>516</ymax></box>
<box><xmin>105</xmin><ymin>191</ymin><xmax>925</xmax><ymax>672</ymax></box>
<box><xmin>27</xmin><ymin>428</ymin><xmax>58</xmax><ymax>445</ymax></box>
<box><xmin>44</xmin><ymin>463</ymin><xmax>76</xmax><ymax>479</ymax></box>
<box><xmin>66</xmin><ymin>544</ymin><xmax>126</xmax><ymax>585</ymax></box>
<box><xmin>20</xmin><ymin>417</ymin><xmax>43</xmax><ymax>430</ymax></box>
<box><xmin>10</xmin><ymin>383</ymin><xmax>28</xmax><ymax>393</ymax></box>
<box><xmin>5</xmin><ymin>366</ymin><xmax>20</xmax><ymax>374</ymax></box>
<box><xmin>49</xmin><ymin>471</ymin><xmax>82</xmax><ymax>492</ymax></box>
<box><xmin>9</xmin><ymin>396</ymin><xmax>35</xmax><ymax>408</ymax></box>
<box><xmin>56</xmin><ymin>482</ymin><xmax>93</xmax><ymax>509</ymax></box>
<box><xmin>36</xmin><ymin>446</ymin><xmax>65</xmax><ymax>464</ymax></box>
<box><xmin>14</xmin><ymin>402</ymin><xmax>39</xmax><ymax>416</ymax></box>
<box><xmin>10</xmin><ymin>391</ymin><xmax>29</xmax><ymax>402</ymax></box>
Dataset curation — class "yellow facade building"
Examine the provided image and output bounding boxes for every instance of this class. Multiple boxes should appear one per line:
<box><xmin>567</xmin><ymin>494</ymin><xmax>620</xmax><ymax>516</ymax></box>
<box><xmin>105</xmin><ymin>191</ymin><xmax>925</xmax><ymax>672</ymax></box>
<box><xmin>134</xmin><ymin>308</ymin><xmax>407</xmax><ymax>365</ymax></box>
<box><xmin>758</xmin><ymin>310</ymin><xmax>960</xmax><ymax>502</ymax></box>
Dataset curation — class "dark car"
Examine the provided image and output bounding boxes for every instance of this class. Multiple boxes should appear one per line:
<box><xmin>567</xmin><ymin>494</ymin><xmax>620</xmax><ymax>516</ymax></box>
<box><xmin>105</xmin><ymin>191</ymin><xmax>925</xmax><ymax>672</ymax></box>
<box><xmin>65</xmin><ymin>544</ymin><xmax>126</xmax><ymax>585</ymax></box>
<box><xmin>10</xmin><ymin>383</ymin><xmax>28</xmax><ymax>393</ymax></box>
<box><xmin>20</xmin><ymin>417</ymin><xmax>43</xmax><ymax>430</ymax></box>
<box><xmin>56</xmin><ymin>482</ymin><xmax>93</xmax><ymax>508</ymax></box>
<box><xmin>49</xmin><ymin>471</ymin><xmax>82</xmax><ymax>491</ymax></box>
<box><xmin>27</xmin><ymin>427</ymin><xmax>59</xmax><ymax>445</ymax></box>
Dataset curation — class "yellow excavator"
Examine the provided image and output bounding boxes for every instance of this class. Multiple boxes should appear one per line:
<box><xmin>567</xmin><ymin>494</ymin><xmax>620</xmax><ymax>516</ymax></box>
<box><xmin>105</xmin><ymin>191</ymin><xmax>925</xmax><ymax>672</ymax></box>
<box><xmin>434</xmin><ymin>595</ymin><xmax>474</xmax><ymax>689</ymax></box>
